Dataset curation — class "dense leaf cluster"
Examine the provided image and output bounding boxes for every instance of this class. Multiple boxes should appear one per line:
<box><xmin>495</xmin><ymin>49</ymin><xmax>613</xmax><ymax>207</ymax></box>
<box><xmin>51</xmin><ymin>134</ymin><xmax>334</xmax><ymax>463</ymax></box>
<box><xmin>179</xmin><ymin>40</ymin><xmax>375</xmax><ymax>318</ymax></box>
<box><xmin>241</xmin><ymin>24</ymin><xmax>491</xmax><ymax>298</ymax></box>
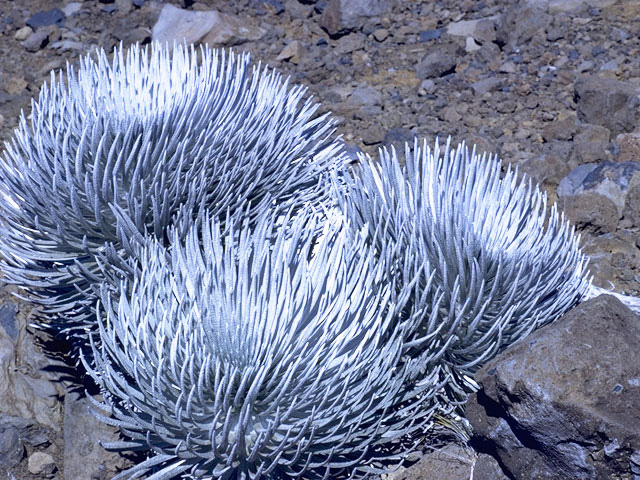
<box><xmin>0</xmin><ymin>43</ymin><xmax>590</xmax><ymax>479</ymax></box>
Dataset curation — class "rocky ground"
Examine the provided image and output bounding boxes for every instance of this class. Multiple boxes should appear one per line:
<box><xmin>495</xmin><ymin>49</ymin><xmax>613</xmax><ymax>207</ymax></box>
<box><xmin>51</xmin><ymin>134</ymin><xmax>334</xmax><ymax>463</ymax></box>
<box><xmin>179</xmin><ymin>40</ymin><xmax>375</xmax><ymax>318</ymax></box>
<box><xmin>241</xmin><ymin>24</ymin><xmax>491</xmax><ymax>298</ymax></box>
<box><xmin>0</xmin><ymin>0</ymin><xmax>639</xmax><ymax>479</ymax></box>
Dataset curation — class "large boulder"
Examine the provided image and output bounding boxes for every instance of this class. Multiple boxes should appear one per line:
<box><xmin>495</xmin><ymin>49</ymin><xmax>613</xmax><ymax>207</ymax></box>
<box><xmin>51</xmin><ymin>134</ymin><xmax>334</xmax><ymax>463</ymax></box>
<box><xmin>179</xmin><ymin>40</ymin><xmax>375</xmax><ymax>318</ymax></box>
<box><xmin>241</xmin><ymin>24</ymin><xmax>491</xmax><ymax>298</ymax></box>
<box><xmin>152</xmin><ymin>4</ymin><xmax>265</xmax><ymax>47</ymax></box>
<box><xmin>495</xmin><ymin>0</ymin><xmax>551</xmax><ymax>50</ymax></box>
<box><xmin>466</xmin><ymin>295</ymin><xmax>640</xmax><ymax>479</ymax></box>
<box><xmin>0</xmin><ymin>298</ymin><xmax>63</xmax><ymax>430</ymax></box>
<box><xmin>319</xmin><ymin>0</ymin><xmax>396</xmax><ymax>37</ymax></box>
<box><xmin>574</xmin><ymin>76</ymin><xmax>640</xmax><ymax>137</ymax></box>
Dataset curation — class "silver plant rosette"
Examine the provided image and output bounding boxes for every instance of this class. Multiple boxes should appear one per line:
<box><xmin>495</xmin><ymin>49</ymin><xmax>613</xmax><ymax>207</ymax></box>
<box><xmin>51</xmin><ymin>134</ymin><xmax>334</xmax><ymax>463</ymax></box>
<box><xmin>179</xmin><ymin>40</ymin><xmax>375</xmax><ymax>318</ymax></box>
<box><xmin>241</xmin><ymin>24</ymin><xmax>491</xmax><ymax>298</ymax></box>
<box><xmin>0</xmin><ymin>39</ymin><xmax>606</xmax><ymax>480</ymax></box>
<box><xmin>0</xmin><ymin>42</ymin><xmax>345</xmax><ymax>347</ymax></box>
<box><xmin>86</xmin><ymin>209</ymin><xmax>444</xmax><ymax>479</ymax></box>
<box><xmin>333</xmin><ymin>138</ymin><xmax>592</xmax><ymax>402</ymax></box>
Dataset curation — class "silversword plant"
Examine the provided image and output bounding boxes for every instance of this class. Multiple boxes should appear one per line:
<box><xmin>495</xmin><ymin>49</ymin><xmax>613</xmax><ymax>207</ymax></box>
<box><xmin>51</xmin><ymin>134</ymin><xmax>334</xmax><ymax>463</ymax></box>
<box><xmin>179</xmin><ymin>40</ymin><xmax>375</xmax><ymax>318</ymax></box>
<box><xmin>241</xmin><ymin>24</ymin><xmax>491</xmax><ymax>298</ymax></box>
<box><xmin>0</xmin><ymin>42</ymin><xmax>344</xmax><ymax>346</ymax></box>
<box><xmin>2</xmin><ymin>39</ymin><xmax>636</xmax><ymax>480</ymax></box>
<box><xmin>87</xmin><ymin>210</ymin><xmax>444</xmax><ymax>479</ymax></box>
<box><xmin>333</xmin><ymin>138</ymin><xmax>592</xmax><ymax>400</ymax></box>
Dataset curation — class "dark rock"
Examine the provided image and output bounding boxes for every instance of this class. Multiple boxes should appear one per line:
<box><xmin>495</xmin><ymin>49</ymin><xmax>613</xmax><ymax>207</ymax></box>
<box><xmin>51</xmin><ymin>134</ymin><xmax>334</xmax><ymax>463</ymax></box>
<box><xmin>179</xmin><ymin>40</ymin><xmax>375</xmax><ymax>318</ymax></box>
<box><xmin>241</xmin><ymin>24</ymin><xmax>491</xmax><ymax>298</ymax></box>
<box><xmin>338</xmin><ymin>142</ymin><xmax>364</xmax><ymax>163</ymax></box>
<box><xmin>415</xmin><ymin>45</ymin><xmax>457</xmax><ymax>79</ymax></box>
<box><xmin>26</xmin><ymin>8</ymin><xmax>65</xmax><ymax>29</ymax></box>
<box><xmin>560</xmin><ymin>192</ymin><xmax>620</xmax><ymax>233</ymax></box>
<box><xmin>101</xmin><ymin>4</ymin><xmax>119</xmax><ymax>13</ymax></box>
<box><xmin>418</xmin><ymin>29</ymin><xmax>442</xmax><ymax>42</ymax></box>
<box><xmin>572</xmin><ymin>124</ymin><xmax>611</xmax><ymax>164</ymax></box>
<box><xmin>473</xmin><ymin>453</ymin><xmax>509</xmax><ymax>480</ymax></box>
<box><xmin>0</xmin><ymin>417</ymin><xmax>25</xmax><ymax>469</ymax></box>
<box><xmin>622</xmin><ymin>183</ymin><xmax>640</xmax><ymax>229</ymax></box>
<box><xmin>496</xmin><ymin>0</ymin><xmax>551</xmax><ymax>49</ymax></box>
<box><xmin>467</xmin><ymin>295</ymin><xmax>640</xmax><ymax>480</ymax></box>
<box><xmin>132</xmin><ymin>0</ymin><xmax>145</xmax><ymax>7</ymax></box>
<box><xmin>383</xmin><ymin>127</ymin><xmax>415</xmax><ymax>150</ymax></box>
<box><xmin>542</xmin><ymin>113</ymin><xmax>578</xmax><ymax>142</ymax></box>
<box><xmin>0</xmin><ymin>303</ymin><xmax>18</xmax><ymax>341</ymax></box>
<box><xmin>575</xmin><ymin>76</ymin><xmax>640</xmax><ymax>137</ymax></box>
<box><xmin>319</xmin><ymin>0</ymin><xmax>395</xmax><ymax>37</ymax></box>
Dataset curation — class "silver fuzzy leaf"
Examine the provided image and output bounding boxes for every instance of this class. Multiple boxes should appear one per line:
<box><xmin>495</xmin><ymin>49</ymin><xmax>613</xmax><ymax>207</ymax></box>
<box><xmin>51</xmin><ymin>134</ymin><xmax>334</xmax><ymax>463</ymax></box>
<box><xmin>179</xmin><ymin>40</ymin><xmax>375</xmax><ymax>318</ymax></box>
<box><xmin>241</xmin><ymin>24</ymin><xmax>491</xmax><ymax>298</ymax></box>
<box><xmin>86</xmin><ymin>209</ymin><xmax>445</xmax><ymax>479</ymax></box>
<box><xmin>0</xmin><ymin>42</ymin><xmax>344</xmax><ymax>344</ymax></box>
<box><xmin>333</xmin><ymin>138</ymin><xmax>591</xmax><ymax>400</ymax></box>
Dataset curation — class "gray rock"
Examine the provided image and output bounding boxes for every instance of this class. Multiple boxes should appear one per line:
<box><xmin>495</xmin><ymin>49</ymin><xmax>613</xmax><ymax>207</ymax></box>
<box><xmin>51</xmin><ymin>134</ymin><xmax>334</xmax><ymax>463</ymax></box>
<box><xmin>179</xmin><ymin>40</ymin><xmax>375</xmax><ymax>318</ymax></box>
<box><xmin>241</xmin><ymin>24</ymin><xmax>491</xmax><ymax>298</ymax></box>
<box><xmin>419</xmin><ymin>79</ymin><xmax>436</xmax><ymax>95</ymax></box>
<box><xmin>415</xmin><ymin>46</ymin><xmax>457</xmax><ymax>79</ymax></box>
<box><xmin>0</xmin><ymin>415</ymin><xmax>50</xmax><ymax>470</ymax></box>
<box><xmin>473</xmin><ymin>19</ymin><xmax>497</xmax><ymax>43</ymax></box>
<box><xmin>28</xmin><ymin>451</ymin><xmax>56</xmax><ymax>475</ymax></box>
<box><xmin>26</xmin><ymin>8</ymin><xmax>65</xmax><ymax>29</ymax></box>
<box><xmin>575</xmin><ymin>76</ymin><xmax>640</xmax><ymax>137</ymax></box>
<box><xmin>0</xmin><ymin>295</ymin><xmax>63</xmax><ymax>430</ymax></box>
<box><xmin>252</xmin><ymin>0</ymin><xmax>285</xmax><ymax>15</ymax></box>
<box><xmin>496</xmin><ymin>0</ymin><xmax>551</xmax><ymax>49</ymax></box>
<box><xmin>473</xmin><ymin>453</ymin><xmax>509</xmax><ymax>480</ymax></box>
<box><xmin>361</xmin><ymin>124</ymin><xmax>385</xmax><ymax>145</ymax></box>
<box><xmin>446</xmin><ymin>19</ymin><xmax>482</xmax><ymax>38</ymax></box>
<box><xmin>542</xmin><ymin>113</ymin><xmax>578</xmax><ymax>141</ymax></box>
<box><xmin>0</xmin><ymin>303</ymin><xmax>18</xmax><ymax>341</ymax></box>
<box><xmin>447</xmin><ymin>17</ymin><xmax>496</xmax><ymax>43</ymax></box>
<box><xmin>572</xmin><ymin>161</ymin><xmax>640</xmax><ymax>213</ymax></box>
<box><xmin>22</xmin><ymin>30</ymin><xmax>50</xmax><ymax>52</ymax></box>
<box><xmin>348</xmin><ymin>85</ymin><xmax>382</xmax><ymax>106</ymax></box>
<box><xmin>152</xmin><ymin>4</ymin><xmax>265</xmax><ymax>47</ymax></box>
<box><xmin>61</xmin><ymin>3</ymin><xmax>82</xmax><ymax>17</ymax></box>
<box><xmin>467</xmin><ymin>295</ymin><xmax>640</xmax><ymax>480</ymax></box>
<box><xmin>533</xmin><ymin>0</ymin><xmax>617</xmax><ymax>14</ymax></box>
<box><xmin>384</xmin><ymin>444</ymin><xmax>475</xmax><ymax>480</ymax></box>
<box><xmin>557</xmin><ymin>163</ymin><xmax>599</xmax><ymax>197</ymax></box>
<box><xmin>471</xmin><ymin>77</ymin><xmax>502</xmax><ymax>96</ymax></box>
<box><xmin>63</xmin><ymin>390</ymin><xmax>132</xmax><ymax>480</ymax></box>
<box><xmin>319</xmin><ymin>0</ymin><xmax>395</xmax><ymax>36</ymax></box>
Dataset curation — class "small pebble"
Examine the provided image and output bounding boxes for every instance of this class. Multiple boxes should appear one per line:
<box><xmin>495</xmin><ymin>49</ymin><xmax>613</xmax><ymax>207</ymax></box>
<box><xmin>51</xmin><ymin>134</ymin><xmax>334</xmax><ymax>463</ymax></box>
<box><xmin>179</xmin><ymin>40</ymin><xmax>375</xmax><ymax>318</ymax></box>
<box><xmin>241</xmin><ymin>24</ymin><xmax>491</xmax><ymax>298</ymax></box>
<box><xmin>419</xmin><ymin>29</ymin><xmax>442</xmax><ymax>42</ymax></box>
<box><xmin>62</xmin><ymin>2</ymin><xmax>82</xmax><ymax>16</ymax></box>
<box><xmin>372</xmin><ymin>28</ymin><xmax>389</xmax><ymax>42</ymax></box>
<box><xmin>14</xmin><ymin>26</ymin><xmax>33</xmax><ymax>41</ymax></box>
<box><xmin>28</xmin><ymin>452</ymin><xmax>56</xmax><ymax>475</ymax></box>
<box><xmin>465</xmin><ymin>36</ymin><xmax>481</xmax><ymax>52</ymax></box>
